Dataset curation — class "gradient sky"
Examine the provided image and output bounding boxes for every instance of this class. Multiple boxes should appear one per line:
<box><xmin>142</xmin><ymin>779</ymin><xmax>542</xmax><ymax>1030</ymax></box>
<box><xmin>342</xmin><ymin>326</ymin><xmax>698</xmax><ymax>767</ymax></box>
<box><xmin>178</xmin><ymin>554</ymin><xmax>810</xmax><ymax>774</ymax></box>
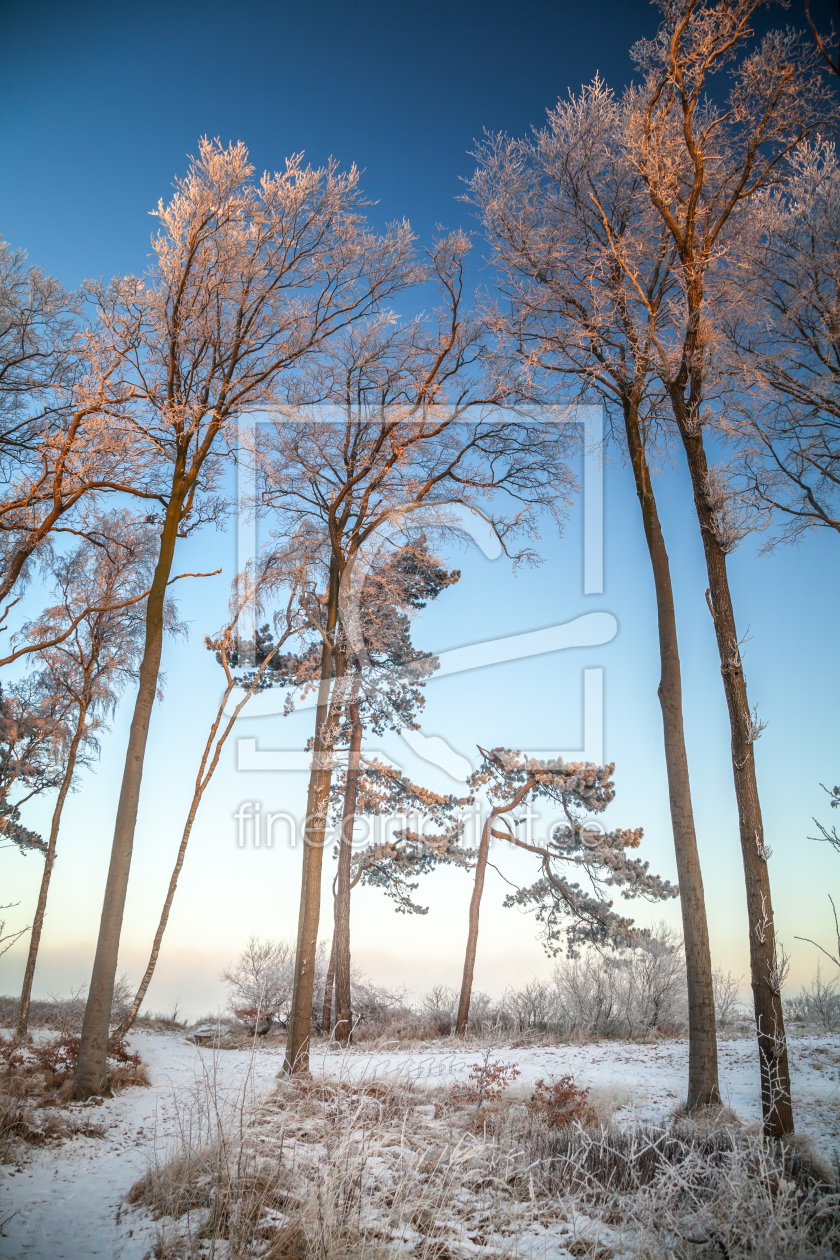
<box><xmin>2</xmin><ymin>0</ymin><xmax>839</xmax><ymax>1017</ymax></box>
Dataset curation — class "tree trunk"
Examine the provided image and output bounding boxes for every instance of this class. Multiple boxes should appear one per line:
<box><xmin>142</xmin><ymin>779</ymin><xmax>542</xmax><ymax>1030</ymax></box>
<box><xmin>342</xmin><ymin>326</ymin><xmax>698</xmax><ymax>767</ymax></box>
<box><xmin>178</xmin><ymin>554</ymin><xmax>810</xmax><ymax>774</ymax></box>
<box><xmin>116</xmin><ymin>628</ymin><xmax>289</xmax><ymax>1038</ymax></box>
<box><xmin>73</xmin><ymin>495</ymin><xmax>183</xmax><ymax>1098</ymax></box>
<box><xmin>334</xmin><ymin>700</ymin><xmax>362</xmax><ymax>1045</ymax></box>
<box><xmin>456</xmin><ymin>809</ymin><xmax>495</xmax><ymax>1035</ymax></box>
<box><xmin>283</xmin><ymin>563</ymin><xmax>343</xmax><ymax>1075</ymax></box>
<box><xmin>457</xmin><ymin>779</ymin><xmax>536</xmax><ymax>1034</ymax></box>
<box><xmin>623</xmin><ymin>402</ymin><xmax>720</xmax><ymax>1110</ymax></box>
<box><xmin>113</xmin><ymin>762</ymin><xmax>206</xmax><ymax>1039</ymax></box>
<box><xmin>673</xmin><ymin>399</ymin><xmax>793</xmax><ymax>1138</ymax></box>
<box><xmin>15</xmin><ymin>707</ymin><xmax>88</xmax><ymax>1039</ymax></box>
<box><xmin>321</xmin><ymin>931</ymin><xmax>336</xmax><ymax>1034</ymax></box>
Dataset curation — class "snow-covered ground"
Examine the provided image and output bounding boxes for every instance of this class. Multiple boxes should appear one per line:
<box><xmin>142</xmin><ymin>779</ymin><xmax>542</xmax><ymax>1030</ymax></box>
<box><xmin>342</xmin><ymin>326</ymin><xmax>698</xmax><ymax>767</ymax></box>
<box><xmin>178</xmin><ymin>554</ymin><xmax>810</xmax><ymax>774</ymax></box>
<box><xmin>1</xmin><ymin>1029</ymin><xmax>838</xmax><ymax>1259</ymax></box>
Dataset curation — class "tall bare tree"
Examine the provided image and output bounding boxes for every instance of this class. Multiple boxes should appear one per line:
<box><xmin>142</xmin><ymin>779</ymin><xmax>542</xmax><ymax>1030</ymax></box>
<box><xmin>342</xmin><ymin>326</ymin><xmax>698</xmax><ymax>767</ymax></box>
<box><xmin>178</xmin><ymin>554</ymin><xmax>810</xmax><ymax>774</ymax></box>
<box><xmin>469</xmin><ymin>77</ymin><xmax>721</xmax><ymax>1108</ymax></box>
<box><xmin>74</xmin><ymin>137</ymin><xmax>418</xmax><ymax>1097</ymax></box>
<box><xmin>627</xmin><ymin>0</ymin><xmax>834</xmax><ymax>1136</ymax></box>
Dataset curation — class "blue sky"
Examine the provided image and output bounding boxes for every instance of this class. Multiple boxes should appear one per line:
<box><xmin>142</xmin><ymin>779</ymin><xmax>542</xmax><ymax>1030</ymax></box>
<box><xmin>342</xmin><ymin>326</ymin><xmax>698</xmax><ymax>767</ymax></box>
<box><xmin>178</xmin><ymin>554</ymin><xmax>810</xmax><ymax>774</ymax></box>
<box><xmin>1</xmin><ymin>0</ymin><xmax>839</xmax><ymax>1015</ymax></box>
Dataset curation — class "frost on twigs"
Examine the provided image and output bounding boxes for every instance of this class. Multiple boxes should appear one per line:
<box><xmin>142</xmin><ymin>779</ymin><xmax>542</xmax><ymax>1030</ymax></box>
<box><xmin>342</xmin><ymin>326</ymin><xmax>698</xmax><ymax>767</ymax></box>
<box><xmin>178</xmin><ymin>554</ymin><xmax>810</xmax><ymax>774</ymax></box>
<box><xmin>471</xmin><ymin>748</ymin><xmax>678</xmax><ymax>955</ymax></box>
<box><xmin>702</xmin><ymin>466</ymin><xmax>757</xmax><ymax>554</ymax></box>
<box><xmin>327</xmin><ymin>754</ymin><xmax>475</xmax><ymax>915</ymax></box>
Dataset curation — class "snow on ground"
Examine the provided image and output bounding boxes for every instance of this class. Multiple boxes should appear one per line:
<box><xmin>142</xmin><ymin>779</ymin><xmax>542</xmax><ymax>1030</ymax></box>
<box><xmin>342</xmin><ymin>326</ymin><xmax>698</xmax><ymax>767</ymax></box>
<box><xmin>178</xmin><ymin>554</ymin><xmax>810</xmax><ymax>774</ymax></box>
<box><xmin>1</xmin><ymin>1030</ymin><xmax>838</xmax><ymax>1259</ymax></box>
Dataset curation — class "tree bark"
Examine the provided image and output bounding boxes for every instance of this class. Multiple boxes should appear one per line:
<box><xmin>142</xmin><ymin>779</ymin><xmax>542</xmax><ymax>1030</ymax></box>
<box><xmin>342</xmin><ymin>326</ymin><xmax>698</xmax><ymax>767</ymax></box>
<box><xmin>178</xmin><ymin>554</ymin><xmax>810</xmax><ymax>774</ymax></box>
<box><xmin>623</xmin><ymin>402</ymin><xmax>720</xmax><ymax>1109</ymax></box>
<box><xmin>460</xmin><ymin>806</ymin><xmax>498</xmax><ymax>1033</ymax></box>
<box><xmin>334</xmin><ymin>700</ymin><xmax>362</xmax><ymax>1045</ymax></box>
<box><xmin>457</xmin><ymin>780</ymin><xmax>539</xmax><ymax>1034</ymax></box>
<box><xmin>321</xmin><ymin>932</ymin><xmax>336</xmax><ymax>1034</ymax></box>
<box><xmin>283</xmin><ymin>562</ymin><xmax>343</xmax><ymax>1075</ymax></box>
<box><xmin>672</xmin><ymin>396</ymin><xmax>793</xmax><ymax>1137</ymax></box>
<box><xmin>456</xmin><ymin>809</ymin><xmax>494</xmax><ymax>1036</ymax></box>
<box><xmin>15</xmin><ymin>707</ymin><xmax>88</xmax><ymax>1039</ymax></box>
<box><xmin>73</xmin><ymin>493</ymin><xmax>183</xmax><ymax>1098</ymax></box>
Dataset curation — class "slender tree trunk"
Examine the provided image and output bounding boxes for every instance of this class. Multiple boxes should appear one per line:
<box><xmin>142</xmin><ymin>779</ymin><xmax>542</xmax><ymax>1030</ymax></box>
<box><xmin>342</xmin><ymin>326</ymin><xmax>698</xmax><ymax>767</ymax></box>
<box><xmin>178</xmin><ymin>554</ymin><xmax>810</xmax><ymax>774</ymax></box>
<box><xmin>15</xmin><ymin>708</ymin><xmax>88</xmax><ymax>1039</ymax></box>
<box><xmin>334</xmin><ymin>700</ymin><xmax>362</xmax><ymax>1045</ymax></box>
<box><xmin>284</xmin><ymin>563</ymin><xmax>343</xmax><ymax>1075</ymax></box>
<box><xmin>624</xmin><ymin>403</ymin><xmax>720</xmax><ymax>1109</ymax></box>
<box><xmin>73</xmin><ymin>494</ymin><xmax>183</xmax><ymax>1098</ymax></box>
<box><xmin>456</xmin><ymin>809</ymin><xmax>496</xmax><ymax>1035</ymax></box>
<box><xmin>113</xmin><ymin>764</ymin><xmax>206</xmax><ymax>1038</ymax></box>
<box><xmin>321</xmin><ymin>931</ymin><xmax>336</xmax><ymax>1034</ymax></box>
<box><xmin>457</xmin><ymin>780</ymin><xmax>536</xmax><ymax>1034</ymax></box>
<box><xmin>673</xmin><ymin>394</ymin><xmax>793</xmax><ymax>1138</ymax></box>
<box><xmin>116</xmin><ymin>625</ymin><xmax>290</xmax><ymax>1038</ymax></box>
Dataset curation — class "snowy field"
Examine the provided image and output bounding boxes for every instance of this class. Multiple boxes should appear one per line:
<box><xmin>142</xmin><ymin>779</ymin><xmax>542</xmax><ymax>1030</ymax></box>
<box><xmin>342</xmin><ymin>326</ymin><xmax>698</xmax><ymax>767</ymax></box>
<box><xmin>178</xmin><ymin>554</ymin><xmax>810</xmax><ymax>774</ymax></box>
<box><xmin>1</xmin><ymin>1029</ymin><xmax>839</xmax><ymax>1259</ymax></box>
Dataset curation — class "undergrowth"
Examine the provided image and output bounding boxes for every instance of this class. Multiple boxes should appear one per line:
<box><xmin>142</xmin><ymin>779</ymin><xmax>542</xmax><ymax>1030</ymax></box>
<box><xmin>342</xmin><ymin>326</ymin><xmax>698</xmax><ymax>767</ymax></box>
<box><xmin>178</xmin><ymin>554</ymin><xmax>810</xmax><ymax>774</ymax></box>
<box><xmin>126</xmin><ymin>1054</ymin><xmax>840</xmax><ymax>1259</ymax></box>
<box><xmin>0</xmin><ymin>1031</ymin><xmax>147</xmax><ymax>1162</ymax></box>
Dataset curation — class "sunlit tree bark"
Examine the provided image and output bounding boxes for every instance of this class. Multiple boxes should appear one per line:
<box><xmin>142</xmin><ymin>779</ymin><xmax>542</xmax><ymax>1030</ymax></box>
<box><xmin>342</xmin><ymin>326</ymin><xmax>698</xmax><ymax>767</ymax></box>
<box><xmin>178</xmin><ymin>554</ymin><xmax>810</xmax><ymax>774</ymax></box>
<box><xmin>469</xmin><ymin>84</ymin><xmax>720</xmax><ymax>1106</ymax></box>
<box><xmin>628</xmin><ymin>0</ymin><xmax>834</xmax><ymax>1136</ymax></box>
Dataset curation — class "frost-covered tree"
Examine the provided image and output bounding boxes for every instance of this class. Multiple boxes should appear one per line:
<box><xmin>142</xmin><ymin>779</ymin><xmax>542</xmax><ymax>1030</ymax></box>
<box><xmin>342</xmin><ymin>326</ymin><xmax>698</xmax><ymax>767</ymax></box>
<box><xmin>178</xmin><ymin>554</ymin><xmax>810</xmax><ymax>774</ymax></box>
<box><xmin>14</xmin><ymin>518</ymin><xmax>158</xmax><ymax>1037</ymax></box>
<box><xmin>255</xmin><ymin>252</ymin><xmax>574</xmax><ymax>1072</ymax></box>
<box><xmin>238</xmin><ymin>536</ymin><xmax>467</xmax><ymax>1044</ymax></box>
<box><xmin>221</xmin><ymin>937</ymin><xmax>296</xmax><ymax>1017</ymax></box>
<box><xmin>624</xmin><ymin>0</ymin><xmax>834</xmax><ymax>1137</ymax></box>
<box><xmin>0</xmin><ymin>676</ymin><xmax>69</xmax><ymax>856</ymax></box>
<box><xmin>727</xmin><ymin>144</ymin><xmax>840</xmax><ymax>543</ymax></box>
<box><xmin>324</xmin><ymin>539</ymin><xmax>462</xmax><ymax>1043</ymax></box>
<box><xmin>74</xmin><ymin>138</ymin><xmax>419</xmax><ymax>1098</ymax></box>
<box><xmin>456</xmin><ymin>748</ymin><xmax>678</xmax><ymax>1035</ymax></box>
<box><xmin>0</xmin><ymin>236</ymin><xmax>164</xmax><ymax>628</ymax></box>
<box><xmin>469</xmin><ymin>77</ymin><xmax>720</xmax><ymax>1109</ymax></box>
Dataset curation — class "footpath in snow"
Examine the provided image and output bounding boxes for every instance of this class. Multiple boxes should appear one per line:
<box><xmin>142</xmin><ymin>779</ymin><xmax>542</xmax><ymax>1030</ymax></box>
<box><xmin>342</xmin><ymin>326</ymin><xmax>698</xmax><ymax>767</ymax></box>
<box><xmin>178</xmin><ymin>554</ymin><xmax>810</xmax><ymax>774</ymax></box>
<box><xmin>1</xmin><ymin>1030</ymin><xmax>838</xmax><ymax>1259</ymax></box>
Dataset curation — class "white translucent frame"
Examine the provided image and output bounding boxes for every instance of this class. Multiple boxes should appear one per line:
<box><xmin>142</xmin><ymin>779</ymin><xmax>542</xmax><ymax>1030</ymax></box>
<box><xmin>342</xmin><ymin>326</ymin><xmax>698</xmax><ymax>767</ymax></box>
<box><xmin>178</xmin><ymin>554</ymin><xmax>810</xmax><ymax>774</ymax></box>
<box><xmin>232</xmin><ymin>406</ymin><xmax>615</xmax><ymax>782</ymax></box>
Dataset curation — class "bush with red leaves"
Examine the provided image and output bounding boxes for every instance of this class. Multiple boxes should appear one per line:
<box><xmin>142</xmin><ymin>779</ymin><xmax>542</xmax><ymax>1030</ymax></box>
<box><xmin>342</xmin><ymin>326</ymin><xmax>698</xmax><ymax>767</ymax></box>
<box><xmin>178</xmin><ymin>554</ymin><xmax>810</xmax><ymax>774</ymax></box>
<box><xmin>3</xmin><ymin>1032</ymin><xmax>140</xmax><ymax>1088</ymax></box>
<box><xmin>450</xmin><ymin>1056</ymin><xmax>521</xmax><ymax>1108</ymax></box>
<box><xmin>527</xmin><ymin>1075</ymin><xmax>597</xmax><ymax>1128</ymax></box>
<box><xmin>0</xmin><ymin>1038</ymin><xmax>28</xmax><ymax>1072</ymax></box>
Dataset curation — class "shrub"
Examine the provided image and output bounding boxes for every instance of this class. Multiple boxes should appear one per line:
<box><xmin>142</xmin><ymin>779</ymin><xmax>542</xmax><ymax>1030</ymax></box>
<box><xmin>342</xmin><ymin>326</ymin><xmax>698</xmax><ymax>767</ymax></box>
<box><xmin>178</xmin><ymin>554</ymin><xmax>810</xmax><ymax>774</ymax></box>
<box><xmin>1</xmin><ymin>1031</ymin><xmax>142</xmax><ymax>1091</ymax></box>
<box><xmin>129</xmin><ymin>1066</ymin><xmax>840</xmax><ymax>1260</ymax></box>
<box><xmin>449</xmin><ymin>1053</ymin><xmax>521</xmax><ymax>1109</ymax></box>
<box><xmin>221</xmin><ymin>937</ymin><xmax>296</xmax><ymax>1018</ymax></box>
<box><xmin>712</xmin><ymin>966</ymin><xmax>745</xmax><ymax>1028</ymax></box>
<box><xmin>784</xmin><ymin>966</ymin><xmax>840</xmax><ymax>1034</ymax></box>
<box><xmin>528</xmin><ymin>1075</ymin><xmax>597</xmax><ymax>1128</ymax></box>
<box><xmin>420</xmin><ymin>984</ymin><xmax>459</xmax><ymax>1035</ymax></box>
